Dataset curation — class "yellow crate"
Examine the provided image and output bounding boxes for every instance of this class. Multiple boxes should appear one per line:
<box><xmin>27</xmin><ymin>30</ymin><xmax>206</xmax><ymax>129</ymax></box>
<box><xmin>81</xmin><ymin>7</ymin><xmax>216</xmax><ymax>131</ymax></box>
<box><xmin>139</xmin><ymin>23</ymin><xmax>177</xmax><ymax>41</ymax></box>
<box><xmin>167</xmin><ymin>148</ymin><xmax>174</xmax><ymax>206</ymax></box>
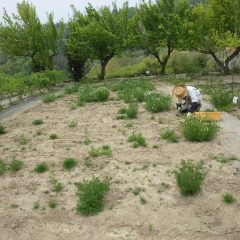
<box><xmin>194</xmin><ymin>112</ymin><xmax>222</xmax><ymax>121</ymax></box>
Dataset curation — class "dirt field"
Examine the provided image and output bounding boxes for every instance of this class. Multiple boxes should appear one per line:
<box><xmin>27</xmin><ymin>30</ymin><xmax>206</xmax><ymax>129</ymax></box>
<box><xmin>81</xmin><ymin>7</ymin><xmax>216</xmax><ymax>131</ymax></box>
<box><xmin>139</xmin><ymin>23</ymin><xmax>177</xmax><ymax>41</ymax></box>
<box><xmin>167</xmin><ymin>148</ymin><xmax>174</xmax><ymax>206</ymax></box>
<box><xmin>0</xmin><ymin>82</ymin><xmax>240</xmax><ymax>240</ymax></box>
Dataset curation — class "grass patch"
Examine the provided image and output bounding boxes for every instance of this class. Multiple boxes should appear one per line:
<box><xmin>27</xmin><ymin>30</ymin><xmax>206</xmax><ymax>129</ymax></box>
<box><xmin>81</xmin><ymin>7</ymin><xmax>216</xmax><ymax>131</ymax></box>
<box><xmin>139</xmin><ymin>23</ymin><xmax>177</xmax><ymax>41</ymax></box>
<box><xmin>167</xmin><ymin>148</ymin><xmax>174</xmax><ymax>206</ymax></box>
<box><xmin>32</xmin><ymin>119</ymin><xmax>44</xmax><ymax>126</ymax></box>
<box><xmin>63</xmin><ymin>158</ymin><xmax>77</xmax><ymax>171</ymax></box>
<box><xmin>181</xmin><ymin>116</ymin><xmax>219</xmax><ymax>141</ymax></box>
<box><xmin>76</xmin><ymin>177</ymin><xmax>110</xmax><ymax>215</ymax></box>
<box><xmin>17</xmin><ymin>134</ymin><xmax>28</xmax><ymax>145</ymax></box>
<box><xmin>140</xmin><ymin>197</ymin><xmax>147</xmax><ymax>204</ymax></box>
<box><xmin>0</xmin><ymin>124</ymin><xmax>6</xmax><ymax>134</ymax></box>
<box><xmin>210</xmin><ymin>88</ymin><xmax>233</xmax><ymax>111</ymax></box>
<box><xmin>49</xmin><ymin>200</ymin><xmax>57</xmax><ymax>209</ymax></box>
<box><xmin>0</xmin><ymin>160</ymin><xmax>7</xmax><ymax>175</ymax></box>
<box><xmin>64</xmin><ymin>84</ymin><xmax>79</xmax><ymax>94</ymax></box>
<box><xmin>9</xmin><ymin>158</ymin><xmax>23</xmax><ymax>171</ymax></box>
<box><xmin>33</xmin><ymin>202</ymin><xmax>40</xmax><ymax>210</ymax></box>
<box><xmin>89</xmin><ymin>145</ymin><xmax>112</xmax><ymax>158</ymax></box>
<box><xmin>223</xmin><ymin>193</ymin><xmax>236</xmax><ymax>204</ymax></box>
<box><xmin>215</xmin><ymin>155</ymin><xmax>238</xmax><ymax>164</ymax></box>
<box><xmin>42</xmin><ymin>93</ymin><xmax>56</xmax><ymax>103</ymax></box>
<box><xmin>34</xmin><ymin>162</ymin><xmax>49</xmax><ymax>173</ymax></box>
<box><xmin>68</xmin><ymin>120</ymin><xmax>78</xmax><ymax>128</ymax></box>
<box><xmin>161</xmin><ymin>128</ymin><xmax>178</xmax><ymax>143</ymax></box>
<box><xmin>175</xmin><ymin>160</ymin><xmax>205</xmax><ymax>196</ymax></box>
<box><xmin>49</xmin><ymin>133</ymin><xmax>58</xmax><ymax>140</ymax></box>
<box><xmin>78</xmin><ymin>85</ymin><xmax>110</xmax><ymax>103</ymax></box>
<box><xmin>128</xmin><ymin>133</ymin><xmax>147</xmax><ymax>148</ymax></box>
<box><xmin>50</xmin><ymin>174</ymin><xmax>64</xmax><ymax>192</ymax></box>
<box><xmin>145</xmin><ymin>91</ymin><xmax>171</xmax><ymax>113</ymax></box>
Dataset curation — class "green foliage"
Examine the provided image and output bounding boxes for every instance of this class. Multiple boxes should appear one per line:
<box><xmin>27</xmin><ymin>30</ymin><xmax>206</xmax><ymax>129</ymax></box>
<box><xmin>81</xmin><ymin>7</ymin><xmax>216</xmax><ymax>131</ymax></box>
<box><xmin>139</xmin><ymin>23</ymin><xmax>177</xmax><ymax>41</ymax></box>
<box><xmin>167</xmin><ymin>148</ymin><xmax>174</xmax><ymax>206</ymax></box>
<box><xmin>78</xmin><ymin>85</ymin><xmax>110</xmax><ymax>103</ymax></box>
<box><xmin>223</xmin><ymin>193</ymin><xmax>236</xmax><ymax>204</ymax></box>
<box><xmin>68</xmin><ymin>120</ymin><xmax>78</xmax><ymax>128</ymax></box>
<box><xmin>216</xmin><ymin>155</ymin><xmax>238</xmax><ymax>164</ymax></box>
<box><xmin>0</xmin><ymin>1</ymin><xmax>65</xmax><ymax>71</ymax></box>
<box><xmin>33</xmin><ymin>202</ymin><xmax>40</xmax><ymax>210</ymax></box>
<box><xmin>32</xmin><ymin>119</ymin><xmax>44</xmax><ymax>126</ymax></box>
<box><xmin>42</xmin><ymin>94</ymin><xmax>56</xmax><ymax>103</ymax></box>
<box><xmin>9</xmin><ymin>158</ymin><xmax>23</xmax><ymax>171</ymax></box>
<box><xmin>63</xmin><ymin>158</ymin><xmax>78</xmax><ymax>170</ymax></box>
<box><xmin>49</xmin><ymin>200</ymin><xmax>57</xmax><ymax>209</ymax></box>
<box><xmin>49</xmin><ymin>133</ymin><xmax>58</xmax><ymax>140</ymax></box>
<box><xmin>161</xmin><ymin>128</ymin><xmax>178</xmax><ymax>143</ymax></box>
<box><xmin>117</xmin><ymin>104</ymin><xmax>138</xmax><ymax>119</ymax></box>
<box><xmin>68</xmin><ymin>2</ymin><xmax>132</xmax><ymax>80</ymax></box>
<box><xmin>89</xmin><ymin>145</ymin><xmax>112</xmax><ymax>158</ymax></box>
<box><xmin>0</xmin><ymin>123</ymin><xmax>6</xmax><ymax>134</ymax></box>
<box><xmin>34</xmin><ymin>162</ymin><xmax>49</xmax><ymax>173</ymax></box>
<box><xmin>112</xmin><ymin>79</ymin><xmax>155</xmax><ymax>103</ymax></box>
<box><xmin>181</xmin><ymin>116</ymin><xmax>219</xmax><ymax>141</ymax></box>
<box><xmin>145</xmin><ymin>91</ymin><xmax>171</xmax><ymax>113</ymax></box>
<box><xmin>210</xmin><ymin>88</ymin><xmax>233</xmax><ymax>111</ymax></box>
<box><xmin>0</xmin><ymin>160</ymin><xmax>7</xmax><ymax>175</ymax></box>
<box><xmin>76</xmin><ymin>177</ymin><xmax>110</xmax><ymax>215</ymax></box>
<box><xmin>64</xmin><ymin>84</ymin><xmax>79</xmax><ymax>94</ymax></box>
<box><xmin>175</xmin><ymin>160</ymin><xmax>206</xmax><ymax>196</ymax></box>
<box><xmin>128</xmin><ymin>133</ymin><xmax>147</xmax><ymax>148</ymax></box>
<box><xmin>17</xmin><ymin>134</ymin><xmax>28</xmax><ymax>145</ymax></box>
<box><xmin>140</xmin><ymin>197</ymin><xmax>147</xmax><ymax>204</ymax></box>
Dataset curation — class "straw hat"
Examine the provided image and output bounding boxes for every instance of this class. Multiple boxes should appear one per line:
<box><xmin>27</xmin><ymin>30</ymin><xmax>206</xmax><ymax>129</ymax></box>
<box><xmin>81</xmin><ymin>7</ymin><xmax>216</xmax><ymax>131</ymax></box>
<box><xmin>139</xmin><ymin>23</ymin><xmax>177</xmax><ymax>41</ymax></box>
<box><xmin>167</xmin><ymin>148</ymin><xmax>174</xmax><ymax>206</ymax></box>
<box><xmin>172</xmin><ymin>85</ymin><xmax>187</xmax><ymax>99</ymax></box>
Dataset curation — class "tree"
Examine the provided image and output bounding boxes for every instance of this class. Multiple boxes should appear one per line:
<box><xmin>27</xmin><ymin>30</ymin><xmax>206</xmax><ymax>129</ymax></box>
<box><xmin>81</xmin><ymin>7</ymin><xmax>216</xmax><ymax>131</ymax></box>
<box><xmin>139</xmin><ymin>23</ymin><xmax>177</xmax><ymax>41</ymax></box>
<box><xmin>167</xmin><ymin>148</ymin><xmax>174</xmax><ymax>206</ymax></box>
<box><xmin>66</xmin><ymin>10</ymin><xmax>92</xmax><ymax>82</ymax></box>
<box><xmin>68</xmin><ymin>3</ymin><xmax>132</xmax><ymax>80</ymax></box>
<box><xmin>190</xmin><ymin>0</ymin><xmax>240</xmax><ymax>74</ymax></box>
<box><xmin>137</xmin><ymin>0</ymin><xmax>191</xmax><ymax>74</ymax></box>
<box><xmin>0</xmin><ymin>1</ymin><xmax>64</xmax><ymax>72</ymax></box>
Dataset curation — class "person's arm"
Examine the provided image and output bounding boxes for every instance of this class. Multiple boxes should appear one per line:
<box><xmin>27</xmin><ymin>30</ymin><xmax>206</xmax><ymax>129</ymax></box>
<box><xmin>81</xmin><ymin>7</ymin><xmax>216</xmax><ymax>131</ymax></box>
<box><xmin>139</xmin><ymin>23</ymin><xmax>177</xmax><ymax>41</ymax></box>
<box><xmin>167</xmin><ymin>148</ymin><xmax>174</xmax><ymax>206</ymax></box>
<box><xmin>188</xmin><ymin>102</ymin><xmax>200</xmax><ymax>113</ymax></box>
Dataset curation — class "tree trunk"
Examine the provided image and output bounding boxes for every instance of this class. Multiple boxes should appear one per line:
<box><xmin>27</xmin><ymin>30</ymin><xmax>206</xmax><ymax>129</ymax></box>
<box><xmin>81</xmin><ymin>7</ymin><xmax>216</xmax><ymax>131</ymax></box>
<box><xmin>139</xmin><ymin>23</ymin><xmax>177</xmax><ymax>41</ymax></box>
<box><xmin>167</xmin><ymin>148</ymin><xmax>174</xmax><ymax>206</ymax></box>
<box><xmin>152</xmin><ymin>45</ymin><xmax>173</xmax><ymax>75</ymax></box>
<box><xmin>98</xmin><ymin>53</ymin><xmax>114</xmax><ymax>81</ymax></box>
<box><xmin>210</xmin><ymin>48</ymin><xmax>240</xmax><ymax>75</ymax></box>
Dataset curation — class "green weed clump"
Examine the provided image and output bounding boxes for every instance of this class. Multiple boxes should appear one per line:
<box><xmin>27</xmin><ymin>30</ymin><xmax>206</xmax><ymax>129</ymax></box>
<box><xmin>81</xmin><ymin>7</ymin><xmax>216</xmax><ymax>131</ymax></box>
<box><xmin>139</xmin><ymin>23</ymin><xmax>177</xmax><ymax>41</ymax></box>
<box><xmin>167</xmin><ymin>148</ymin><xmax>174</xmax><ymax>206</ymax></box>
<box><xmin>128</xmin><ymin>133</ymin><xmax>147</xmax><ymax>148</ymax></box>
<box><xmin>51</xmin><ymin>178</ymin><xmax>64</xmax><ymax>192</ymax></box>
<box><xmin>68</xmin><ymin>120</ymin><xmax>78</xmax><ymax>128</ymax></box>
<box><xmin>210</xmin><ymin>88</ymin><xmax>233</xmax><ymax>111</ymax></box>
<box><xmin>223</xmin><ymin>193</ymin><xmax>236</xmax><ymax>204</ymax></box>
<box><xmin>145</xmin><ymin>92</ymin><xmax>171</xmax><ymax>113</ymax></box>
<box><xmin>32</xmin><ymin>119</ymin><xmax>44</xmax><ymax>126</ymax></box>
<box><xmin>63</xmin><ymin>158</ymin><xmax>78</xmax><ymax>170</ymax></box>
<box><xmin>89</xmin><ymin>145</ymin><xmax>112</xmax><ymax>158</ymax></box>
<box><xmin>0</xmin><ymin>124</ymin><xmax>6</xmax><ymax>134</ymax></box>
<box><xmin>9</xmin><ymin>158</ymin><xmax>23</xmax><ymax>171</ymax></box>
<box><xmin>42</xmin><ymin>93</ymin><xmax>56</xmax><ymax>103</ymax></box>
<box><xmin>117</xmin><ymin>104</ymin><xmax>138</xmax><ymax>119</ymax></box>
<box><xmin>49</xmin><ymin>200</ymin><xmax>57</xmax><ymax>209</ymax></box>
<box><xmin>64</xmin><ymin>84</ymin><xmax>79</xmax><ymax>94</ymax></box>
<box><xmin>175</xmin><ymin>160</ymin><xmax>205</xmax><ymax>196</ymax></box>
<box><xmin>0</xmin><ymin>160</ymin><xmax>7</xmax><ymax>175</ymax></box>
<box><xmin>34</xmin><ymin>162</ymin><xmax>49</xmax><ymax>173</ymax></box>
<box><xmin>181</xmin><ymin>116</ymin><xmax>219</xmax><ymax>141</ymax></box>
<box><xmin>49</xmin><ymin>133</ymin><xmax>58</xmax><ymax>140</ymax></box>
<box><xmin>76</xmin><ymin>177</ymin><xmax>110</xmax><ymax>215</ymax></box>
<box><xmin>78</xmin><ymin>86</ymin><xmax>110</xmax><ymax>103</ymax></box>
<box><xmin>161</xmin><ymin>128</ymin><xmax>178</xmax><ymax>143</ymax></box>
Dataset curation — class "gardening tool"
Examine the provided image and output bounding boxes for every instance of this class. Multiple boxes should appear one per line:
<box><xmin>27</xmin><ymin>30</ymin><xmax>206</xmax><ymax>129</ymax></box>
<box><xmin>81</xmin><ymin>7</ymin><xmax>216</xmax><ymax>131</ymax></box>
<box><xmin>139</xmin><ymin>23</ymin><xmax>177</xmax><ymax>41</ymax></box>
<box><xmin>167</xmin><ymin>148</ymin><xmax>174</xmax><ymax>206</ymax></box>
<box><xmin>194</xmin><ymin>112</ymin><xmax>222</xmax><ymax>121</ymax></box>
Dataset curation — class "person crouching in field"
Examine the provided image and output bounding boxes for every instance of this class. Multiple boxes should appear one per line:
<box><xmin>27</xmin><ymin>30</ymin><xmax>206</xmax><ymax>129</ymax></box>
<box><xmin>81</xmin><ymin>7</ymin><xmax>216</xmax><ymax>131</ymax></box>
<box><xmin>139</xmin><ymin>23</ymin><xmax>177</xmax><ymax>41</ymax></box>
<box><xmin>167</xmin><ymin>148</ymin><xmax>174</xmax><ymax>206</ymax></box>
<box><xmin>172</xmin><ymin>85</ymin><xmax>202</xmax><ymax>115</ymax></box>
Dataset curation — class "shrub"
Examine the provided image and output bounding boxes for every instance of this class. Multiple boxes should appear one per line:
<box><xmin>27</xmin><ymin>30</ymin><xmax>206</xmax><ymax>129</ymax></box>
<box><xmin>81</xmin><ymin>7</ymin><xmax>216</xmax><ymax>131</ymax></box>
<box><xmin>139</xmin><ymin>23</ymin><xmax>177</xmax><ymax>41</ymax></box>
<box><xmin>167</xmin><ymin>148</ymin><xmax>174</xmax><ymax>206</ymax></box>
<box><xmin>76</xmin><ymin>177</ymin><xmax>110</xmax><ymax>215</ymax></box>
<box><xmin>32</xmin><ymin>119</ymin><xmax>44</xmax><ymax>126</ymax></box>
<box><xmin>175</xmin><ymin>160</ymin><xmax>205</xmax><ymax>196</ymax></box>
<box><xmin>0</xmin><ymin>124</ymin><xmax>6</xmax><ymax>134</ymax></box>
<box><xmin>42</xmin><ymin>93</ymin><xmax>56</xmax><ymax>103</ymax></box>
<box><xmin>181</xmin><ymin>116</ymin><xmax>219</xmax><ymax>141</ymax></box>
<box><xmin>161</xmin><ymin>128</ymin><xmax>178</xmax><ymax>143</ymax></box>
<box><xmin>128</xmin><ymin>133</ymin><xmax>147</xmax><ymax>148</ymax></box>
<box><xmin>79</xmin><ymin>86</ymin><xmax>110</xmax><ymax>103</ymax></box>
<box><xmin>63</xmin><ymin>158</ymin><xmax>77</xmax><ymax>170</ymax></box>
<box><xmin>34</xmin><ymin>162</ymin><xmax>49</xmax><ymax>173</ymax></box>
<box><xmin>9</xmin><ymin>158</ymin><xmax>23</xmax><ymax>171</ymax></box>
<box><xmin>126</xmin><ymin>103</ymin><xmax>138</xmax><ymax>118</ymax></box>
<box><xmin>210</xmin><ymin>88</ymin><xmax>233</xmax><ymax>111</ymax></box>
<box><xmin>223</xmin><ymin>193</ymin><xmax>236</xmax><ymax>204</ymax></box>
<box><xmin>145</xmin><ymin>91</ymin><xmax>171</xmax><ymax>113</ymax></box>
<box><xmin>0</xmin><ymin>160</ymin><xmax>7</xmax><ymax>175</ymax></box>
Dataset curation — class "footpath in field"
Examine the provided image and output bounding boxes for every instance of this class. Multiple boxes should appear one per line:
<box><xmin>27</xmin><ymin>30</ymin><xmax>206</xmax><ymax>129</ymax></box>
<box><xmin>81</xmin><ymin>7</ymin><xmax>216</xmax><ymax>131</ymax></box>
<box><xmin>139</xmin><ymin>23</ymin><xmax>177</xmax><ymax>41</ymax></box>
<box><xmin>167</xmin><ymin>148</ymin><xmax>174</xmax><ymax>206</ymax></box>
<box><xmin>1</xmin><ymin>82</ymin><xmax>240</xmax><ymax>159</ymax></box>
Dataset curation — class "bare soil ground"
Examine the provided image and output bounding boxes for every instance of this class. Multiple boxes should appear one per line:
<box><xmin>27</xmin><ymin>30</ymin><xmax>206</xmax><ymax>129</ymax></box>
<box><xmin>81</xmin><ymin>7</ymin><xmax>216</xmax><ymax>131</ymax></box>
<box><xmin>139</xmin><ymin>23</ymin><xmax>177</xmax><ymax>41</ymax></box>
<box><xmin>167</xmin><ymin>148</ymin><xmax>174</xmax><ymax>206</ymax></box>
<box><xmin>0</xmin><ymin>81</ymin><xmax>240</xmax><ymax>240</ymax></box>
